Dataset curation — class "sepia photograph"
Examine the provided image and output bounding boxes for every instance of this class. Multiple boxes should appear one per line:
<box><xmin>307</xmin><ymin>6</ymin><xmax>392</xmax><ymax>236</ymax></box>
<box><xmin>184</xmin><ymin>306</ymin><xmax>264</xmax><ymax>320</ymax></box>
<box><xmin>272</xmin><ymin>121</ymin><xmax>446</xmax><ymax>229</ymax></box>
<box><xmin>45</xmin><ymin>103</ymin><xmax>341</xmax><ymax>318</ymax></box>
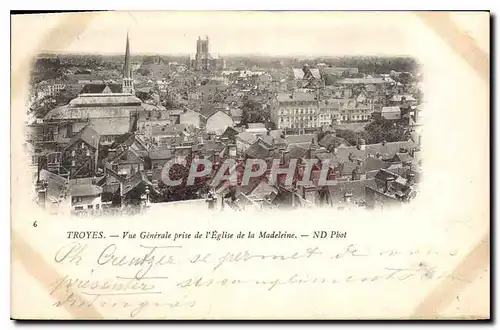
<box><xmin>26</xmin><ymin>16</ymin><xmax>423</xmax><ymax>216</ymax></box>
<box><xmin>10</xmin><ymin>10</ymin><xmax>490</xmax><ymax>320</ymax></box>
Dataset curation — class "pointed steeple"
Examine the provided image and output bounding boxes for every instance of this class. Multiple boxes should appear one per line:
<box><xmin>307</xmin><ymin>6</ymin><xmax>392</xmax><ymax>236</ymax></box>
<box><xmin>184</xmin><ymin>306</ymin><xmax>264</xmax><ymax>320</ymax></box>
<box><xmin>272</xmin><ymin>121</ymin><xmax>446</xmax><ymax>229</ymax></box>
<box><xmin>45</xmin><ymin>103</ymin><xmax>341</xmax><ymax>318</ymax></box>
<box><xmin>124</xmin><ymin>32</ymin><xmax>131</xmax><ymax>79</ymax></box>
<box><xmin>122</xmin><ymin>32</ymin><xmax>134</xmax><ymax>94</ymax></box>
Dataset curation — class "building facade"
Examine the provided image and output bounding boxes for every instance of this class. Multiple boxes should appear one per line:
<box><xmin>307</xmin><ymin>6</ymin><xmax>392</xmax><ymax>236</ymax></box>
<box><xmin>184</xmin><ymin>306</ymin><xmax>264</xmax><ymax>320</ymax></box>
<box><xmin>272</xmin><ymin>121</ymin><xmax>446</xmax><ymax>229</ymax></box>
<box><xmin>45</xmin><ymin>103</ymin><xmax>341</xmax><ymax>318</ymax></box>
<box><xmin>271</xmin><ymin>92</ymin><xmax>321</xmax><ymax>131</ymax></box>
<box><xmin>189</xmin><ymin>36</ymin><xmax>225</xmax><ymax>72</ymax></box>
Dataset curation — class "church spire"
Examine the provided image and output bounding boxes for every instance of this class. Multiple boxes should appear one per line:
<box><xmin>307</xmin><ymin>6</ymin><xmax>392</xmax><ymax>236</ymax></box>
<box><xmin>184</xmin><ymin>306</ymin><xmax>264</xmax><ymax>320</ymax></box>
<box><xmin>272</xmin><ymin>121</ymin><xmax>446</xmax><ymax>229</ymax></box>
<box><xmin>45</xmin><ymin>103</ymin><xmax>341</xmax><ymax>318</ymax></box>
<box><xmin>122</xmin><ymin>32</ymin><xmax>134</xmax><ymax>94</ymax></box>
<box><xmin>124</xmin><ymin>32</ymin><xmax>131</xmax><ymax>79</ymax></box>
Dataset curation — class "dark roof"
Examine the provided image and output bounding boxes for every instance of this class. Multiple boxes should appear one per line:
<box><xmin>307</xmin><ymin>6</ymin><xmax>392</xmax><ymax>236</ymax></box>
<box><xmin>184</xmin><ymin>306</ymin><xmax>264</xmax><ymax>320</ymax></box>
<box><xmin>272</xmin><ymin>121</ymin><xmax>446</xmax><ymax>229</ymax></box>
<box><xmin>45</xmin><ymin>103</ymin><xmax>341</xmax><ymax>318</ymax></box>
<box><xmin>273</xmin><ymin>185</ymin><xmax>303</xmax><ymax>209</ymax></box>
<box><xmin>365</xmin><ymin>141</ymin><xmax>415</xmax><ymax>158</ymax></box>
<box><xmin>394</xmin><ymin>152</ymin><xmax>413</xmax><ymax>163</ymax></box>
<box><xmin>70</xmin><ymin>184</ymin><xmax>103</xmax><ymax>197</ymax></box>
<box><xmin>339</xmin><ymin>161</ymin><xmax>364</xmax><ymax>176</ymax></box>
<box><xmin>245</xmin><ymin>143</ymin><xmax>270</xmax><ymax>159</ymax></box>
<box><xmin>285</xmin><ymin>134</ymin><xmax>316</xmax><ymax>144</ymax></box>
<box><xmin>374</xmin><ymin>169</ymin><xmax>400</xmax><ymax>182</ymax></box>
<box><xmin>318</xmin><ymin>134</ymin><xmax>344</xmax><ymax>149</ymax></box>
<box><xmin>199</xmin><ymin>106</ymin><xmax>220</xmax><ymax>119</ymax></box>
<box><xmin>68</xmin><ymin>125</ymin><xmax>100</xmax><ymax>150</ymax></box>
<box><xmin>80</xmin><ymin>83</ymin><xmax>122</xmax><ymax>94</ymax></box>
<box><xmin>364</xmin><ymin>157</ymin><xmax>389</xmax><ymax>172</ymax></box>
<box><xmin>288</xmin><ymin>145</ymin><xmax>309</xmax><ymax>159</ymax></box>
<box><xmin>221</xmin><ymin>126</ymin><xmax>240</xmax><ymax>139</ymax></box>
<box><xmin>122</xmin><ymin>171</ymin><xmax>154</xmax><ymax>195</ymax></box>
<box><xmin>148</xmin><ymin>148</ymin><xmax>173</xmax><ymax>160</ymax></box>
<box><xmin>201</xmin><ymin>140</ymin><xmax>225</xmax><ymax>153</ymax></box>
<box><xmin>334</xmin><ymin>141</ymin><xmax>416</xmax><ymax>163</ymax></box>
<box><xmin>109</xmin><ymin>148</ymin><xmax>145</xmax><ymax>165</ymax></box>
<box><xmin>315</xmin><ymin>151</ymin><xmax>336</xmax><ymax>161</ymax></box>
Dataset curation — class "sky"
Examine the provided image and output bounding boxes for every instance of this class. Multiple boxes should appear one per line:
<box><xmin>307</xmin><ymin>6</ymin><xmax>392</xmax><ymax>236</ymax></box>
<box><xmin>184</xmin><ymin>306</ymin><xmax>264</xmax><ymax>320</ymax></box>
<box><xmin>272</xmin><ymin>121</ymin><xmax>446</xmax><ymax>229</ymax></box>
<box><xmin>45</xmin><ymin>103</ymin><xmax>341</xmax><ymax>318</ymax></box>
<box><xmin>12</xmin><ymin>11</ymin><xmax>423</xmax><ymax>57</ymax></box>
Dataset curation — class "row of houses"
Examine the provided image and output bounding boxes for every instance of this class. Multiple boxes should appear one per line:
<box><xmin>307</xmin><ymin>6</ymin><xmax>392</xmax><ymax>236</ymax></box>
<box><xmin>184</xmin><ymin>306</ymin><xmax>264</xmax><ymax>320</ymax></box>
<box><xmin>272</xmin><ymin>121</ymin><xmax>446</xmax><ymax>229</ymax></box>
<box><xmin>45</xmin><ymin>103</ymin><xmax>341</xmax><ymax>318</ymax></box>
<box><xmin>34</xmin><ymin>115</ymin><xmax>422</xmax><ymax>214</ymax></box>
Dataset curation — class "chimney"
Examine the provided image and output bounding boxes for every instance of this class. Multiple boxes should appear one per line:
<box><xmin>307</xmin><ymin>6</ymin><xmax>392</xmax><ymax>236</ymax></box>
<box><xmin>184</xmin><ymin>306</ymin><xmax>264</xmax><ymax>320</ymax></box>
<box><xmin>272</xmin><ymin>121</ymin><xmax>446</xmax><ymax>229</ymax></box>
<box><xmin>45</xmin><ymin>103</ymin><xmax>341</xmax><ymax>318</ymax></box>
<box><xmin>281</xmin><ymin>150</ymin><xmax>289</xmax><ymax>165</ymax></box>
<box><xmin>384</xmin><ymin>177</ymin><xmax>395</xmax><ymax>193</ymax></box>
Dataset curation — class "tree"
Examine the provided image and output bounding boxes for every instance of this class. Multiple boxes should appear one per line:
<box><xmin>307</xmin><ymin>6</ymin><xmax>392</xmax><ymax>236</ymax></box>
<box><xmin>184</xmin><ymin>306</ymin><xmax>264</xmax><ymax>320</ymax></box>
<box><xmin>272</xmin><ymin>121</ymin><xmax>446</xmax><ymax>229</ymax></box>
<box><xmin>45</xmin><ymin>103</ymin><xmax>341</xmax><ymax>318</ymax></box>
<box><xmin>29</xmin><ymin>87</ymin><xmax>78</xmax><ymax>119</ymax></box>
<box><xmin>335</xmin><ymin>129</ymin><xmax>362</xmax><ymax>146</ymax></box>
<box><xmin>241</xmin><ymin>99</ymin><xmax>268</xmax><ymax>125</ymax></box>
<box><xmin>395</xmin><ymin>72</ymin><xmax>413</xmax><ymax>85</ymax></box>
<box><xmin>363</xmin><ymin>118</ymin><xmax>407</xmax><ymax>144</ymax></box>
<box><xmin>157</xmin><ymin>163</ymin><xmax>210</xmax><ymax>202</ymax></box>
<box><xmin>30</xmin><ymin>96</ymin><xmax>57</xmax><ymax>118</ymax></box>
<box><xmin>54</xmin><ymin>89</ymin><xmax>79</xmax><ymax>105</ymax></box>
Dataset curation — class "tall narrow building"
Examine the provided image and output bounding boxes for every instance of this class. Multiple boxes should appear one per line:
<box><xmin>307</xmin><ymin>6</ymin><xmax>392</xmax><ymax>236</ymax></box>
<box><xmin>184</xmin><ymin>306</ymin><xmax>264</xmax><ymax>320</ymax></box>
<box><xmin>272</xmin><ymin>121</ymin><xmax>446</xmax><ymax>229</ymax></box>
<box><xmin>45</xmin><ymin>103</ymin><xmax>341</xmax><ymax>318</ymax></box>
<box><xmin>189</xmin><ymin>36</ymin><xmax>225</xmax><ymax>72</ymax></box>
<box><xmin>122</xmin><ymin>33</ymin><xmax>134</xmax><ymax>94</ymax></box>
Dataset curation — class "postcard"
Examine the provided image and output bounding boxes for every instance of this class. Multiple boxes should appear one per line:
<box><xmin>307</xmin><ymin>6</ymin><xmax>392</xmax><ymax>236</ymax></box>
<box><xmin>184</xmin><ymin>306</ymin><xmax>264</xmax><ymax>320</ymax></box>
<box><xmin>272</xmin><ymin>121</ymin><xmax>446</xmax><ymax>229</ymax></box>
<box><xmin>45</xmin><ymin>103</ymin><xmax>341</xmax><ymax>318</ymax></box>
<box><xmin>10</xmin><ymin>11</ymin><xmax>490</xmax><ymax>320</ymax></box>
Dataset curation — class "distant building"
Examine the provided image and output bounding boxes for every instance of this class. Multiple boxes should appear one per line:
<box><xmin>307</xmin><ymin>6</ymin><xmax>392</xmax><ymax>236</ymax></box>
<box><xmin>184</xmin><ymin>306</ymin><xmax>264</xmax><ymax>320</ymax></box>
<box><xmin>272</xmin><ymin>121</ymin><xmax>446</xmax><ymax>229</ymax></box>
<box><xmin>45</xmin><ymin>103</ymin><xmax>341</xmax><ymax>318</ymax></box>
<box><xmin>189</xmin><ymin>36</ymin><xmax>225</xmax><ymax>72</ymax></box>
<box><xmin>389</xmin><ymin>94</ymin><xmax>416</xmax><ymax>106</ymax></box>
<box><xmin>292</xmin><ymin>64</ymin><xmax>323</xmax><ymax>89</ymax></box>
<box><xmin>34</xmin><ymin>80</ymin><xmax>66</xmax><ymax>100</ymax></box>
<box><xmin>338</xmin><ymin>99</ymin><xmax>374</xmax><ymax>123</ymax></box>
<box><xmin>271</xmin><ymin>91</ymin><xmax>321</xmax><ymax>132</ymax></box>
<box><xmin>320</xmin><ymin>67</ymin><xmax>359</xmax><ymax>77</ymax></box>
<box><xmin>379</xmin><ymin>106</ymin><xmax>401</xmax><ymax>120</ymax></box>
<box><xmin>318</xmin><ymin>99</ymin><xmax>341</xmax><ymax>126</ymax></box>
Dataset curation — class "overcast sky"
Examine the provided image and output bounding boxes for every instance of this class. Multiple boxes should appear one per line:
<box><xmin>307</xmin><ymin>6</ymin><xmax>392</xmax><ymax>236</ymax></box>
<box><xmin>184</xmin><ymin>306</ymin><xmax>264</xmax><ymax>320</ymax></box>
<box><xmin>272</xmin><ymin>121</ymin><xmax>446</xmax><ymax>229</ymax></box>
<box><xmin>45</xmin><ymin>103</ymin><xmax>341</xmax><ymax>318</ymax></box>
<box><xmin>11</xmin><ymin>11</ymin><xmax>478</xmax><ymax>57</ymax></box>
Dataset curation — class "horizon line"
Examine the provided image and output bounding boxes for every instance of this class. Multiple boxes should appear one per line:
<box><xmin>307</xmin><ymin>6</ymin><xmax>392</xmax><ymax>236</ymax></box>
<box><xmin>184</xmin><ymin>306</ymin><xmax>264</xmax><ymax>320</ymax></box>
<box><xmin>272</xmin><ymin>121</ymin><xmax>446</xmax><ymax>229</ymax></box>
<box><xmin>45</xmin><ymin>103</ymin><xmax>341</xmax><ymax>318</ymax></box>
<box><xmin>36</xmin><ymin>51</ymin><xmax>417</xmax><ymax>59</ymax></box>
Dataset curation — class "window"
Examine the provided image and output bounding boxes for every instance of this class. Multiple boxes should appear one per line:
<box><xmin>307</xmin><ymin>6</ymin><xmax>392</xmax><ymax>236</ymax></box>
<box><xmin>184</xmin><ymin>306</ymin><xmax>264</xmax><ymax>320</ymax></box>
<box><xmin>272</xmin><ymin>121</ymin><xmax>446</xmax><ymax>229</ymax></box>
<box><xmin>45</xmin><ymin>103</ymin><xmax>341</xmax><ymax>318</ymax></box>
<box><xmin>81</xmin><ymin>142</ymin><xmax>85</xmax><ymax>149</ymax></box>
<box><xmin>88</xmin><ymin>205</ymin><xmax>93</xmax><ymax>209</ymax></box>
<box><xmin>74</xmin><ymin>206</ymin><xmax>84</xmax><ymax>210</ymax></box>
<box><xmin>71</xmin><ymin>150</ymin><xmax>75</xmax><ymax>157</ymax></box>
<box><xmin>96</xmin><ymin>204</ymin><xmax>100</xmax><ymax>210</ymax></box>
